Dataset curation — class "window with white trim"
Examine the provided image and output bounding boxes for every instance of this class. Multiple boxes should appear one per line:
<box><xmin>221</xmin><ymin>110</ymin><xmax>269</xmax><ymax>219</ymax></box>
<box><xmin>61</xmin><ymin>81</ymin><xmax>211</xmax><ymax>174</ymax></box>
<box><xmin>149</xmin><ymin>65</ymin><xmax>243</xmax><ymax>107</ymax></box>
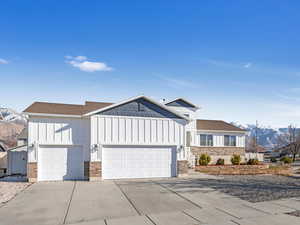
<box><xmin>200</xmin><ymin>134</ymin><xmax>213</xmax><ymax>146</ymax></box>
<box><xmin>224</xmin><ymin>135</ymin><xmax>236</xmax><ymax>146</ymax></box>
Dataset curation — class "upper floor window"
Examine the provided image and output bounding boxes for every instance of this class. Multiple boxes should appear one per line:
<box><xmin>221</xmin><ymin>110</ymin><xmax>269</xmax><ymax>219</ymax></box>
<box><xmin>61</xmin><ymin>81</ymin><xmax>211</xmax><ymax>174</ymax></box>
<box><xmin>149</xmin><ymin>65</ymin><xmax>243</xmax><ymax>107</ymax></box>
<box><xmin>224</xmin><ymin>135</ymin><xmax>236</xmax><ymax>146</ymax></box>
<box><xmin>200</xmin><ymin>134</ymin><xmax>213</xmax><ymax>146</ymax></box>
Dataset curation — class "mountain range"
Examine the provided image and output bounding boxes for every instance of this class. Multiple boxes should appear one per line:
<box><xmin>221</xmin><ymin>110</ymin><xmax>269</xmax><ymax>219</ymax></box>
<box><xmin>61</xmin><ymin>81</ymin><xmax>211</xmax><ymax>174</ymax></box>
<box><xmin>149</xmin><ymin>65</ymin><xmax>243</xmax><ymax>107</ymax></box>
<box><xmin>0</xmin><ymin>108</ymin><xmax>27</xmax><ymax>149</ymax></box>
<box><xmin>232</xmin><ymin>123</ymin><xmax>299</xmax><ymax>150</ymax></box>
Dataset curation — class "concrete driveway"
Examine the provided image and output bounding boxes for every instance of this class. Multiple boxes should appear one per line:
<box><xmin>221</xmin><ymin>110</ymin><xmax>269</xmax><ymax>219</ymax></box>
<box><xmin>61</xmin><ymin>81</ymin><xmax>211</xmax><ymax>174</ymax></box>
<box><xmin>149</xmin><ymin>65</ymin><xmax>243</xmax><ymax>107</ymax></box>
<box><xmin>0</xmin><ymin>177</ymin><xmax>300</xmax><ymax>225</ymax></box>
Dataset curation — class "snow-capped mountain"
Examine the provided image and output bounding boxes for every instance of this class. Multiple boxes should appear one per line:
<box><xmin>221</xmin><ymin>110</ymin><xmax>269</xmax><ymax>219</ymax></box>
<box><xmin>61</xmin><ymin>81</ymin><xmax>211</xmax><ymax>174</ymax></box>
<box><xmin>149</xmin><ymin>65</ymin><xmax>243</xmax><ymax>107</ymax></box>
<box><xmin>232</xmin><ymin>122</ymin><xmax>300</xmax><ymax>149</ymax></box>
<box><xmin>0</xmin><ymin>108</ymin><xmax>27</xmax><ymax>148</ymax></box>
<box><xmin>0</xmin><ymin>108</ymin><xmax>27</xmax><ymax>125</ymax></box>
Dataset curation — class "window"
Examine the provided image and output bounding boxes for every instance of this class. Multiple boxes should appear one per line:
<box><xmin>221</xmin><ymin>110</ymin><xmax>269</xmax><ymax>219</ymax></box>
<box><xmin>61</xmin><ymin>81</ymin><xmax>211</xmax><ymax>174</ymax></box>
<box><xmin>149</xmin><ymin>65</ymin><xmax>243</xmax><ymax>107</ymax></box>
<box><xmin>200</xmin><ymin>134</ymin><xmax>213</xmax><ymax>146</ymax></box>
<box><xmin>224</xmin><ymin>135</ymin><xmax>236</xmax><ymax>146</ymax></box>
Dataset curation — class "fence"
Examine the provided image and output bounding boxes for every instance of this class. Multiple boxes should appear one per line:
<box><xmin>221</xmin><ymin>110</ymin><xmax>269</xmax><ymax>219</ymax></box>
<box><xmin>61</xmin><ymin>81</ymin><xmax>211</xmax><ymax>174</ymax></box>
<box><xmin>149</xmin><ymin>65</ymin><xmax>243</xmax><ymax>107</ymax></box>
<box><xmin>245</xmin><ymin>153</ymin><xmax>264</xmax><ymax>162</ymax></box>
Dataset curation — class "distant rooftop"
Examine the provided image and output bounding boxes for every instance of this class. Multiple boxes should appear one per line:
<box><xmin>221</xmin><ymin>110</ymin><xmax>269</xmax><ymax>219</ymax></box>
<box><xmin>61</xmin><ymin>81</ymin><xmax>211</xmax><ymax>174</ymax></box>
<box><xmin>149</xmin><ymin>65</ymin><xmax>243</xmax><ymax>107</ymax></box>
<box><xmin>197</xmin><ymin>119</ymin><xmax>246</xmax><ymax>132</ymax></box>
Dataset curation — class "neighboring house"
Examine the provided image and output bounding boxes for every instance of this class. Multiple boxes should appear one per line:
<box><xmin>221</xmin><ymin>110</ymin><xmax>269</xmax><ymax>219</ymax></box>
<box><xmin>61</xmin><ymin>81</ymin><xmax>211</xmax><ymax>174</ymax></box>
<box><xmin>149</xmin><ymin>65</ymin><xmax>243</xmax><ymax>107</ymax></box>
<box><xmin>23</xmin><ymin>95</ymin><xmax>246</xmax><ymax>182</ymax></box>
<box><xmin>189</xmin><ymin>120</ymin><xmax>247</xmax><ymax>164</ymax></box>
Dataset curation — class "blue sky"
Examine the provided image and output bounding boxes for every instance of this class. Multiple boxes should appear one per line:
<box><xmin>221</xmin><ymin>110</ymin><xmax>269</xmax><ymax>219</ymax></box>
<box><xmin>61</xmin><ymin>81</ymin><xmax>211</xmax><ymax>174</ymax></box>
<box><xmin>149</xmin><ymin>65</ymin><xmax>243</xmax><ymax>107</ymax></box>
<box><xmin>1</xmin><ymin>0</ymin><xmax>300</xmax><ymax>127</ymax></box>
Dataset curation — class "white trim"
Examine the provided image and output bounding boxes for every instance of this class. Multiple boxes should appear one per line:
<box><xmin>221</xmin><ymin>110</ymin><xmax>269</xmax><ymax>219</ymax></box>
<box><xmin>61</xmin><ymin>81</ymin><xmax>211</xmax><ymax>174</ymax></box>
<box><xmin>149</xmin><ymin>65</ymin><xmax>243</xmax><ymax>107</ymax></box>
<box><xmin>101</xmin><ymin>144</ymin><xmax>178</xmax><ymax>147</ymax></box>
<box><xmin>38</xmin><ymin>144</ymin><xmax>83</xmax><ymax>146</ymax></box>
<box><xmin>25</xmin><ymin>112</ymin><xmax>82</xmax><ymax>118</ymax></box>
<box><xmin>195</xmin><ymin>129</ymin><xmax>247</xmax><ymax>134</ymax></box>
<box><xmin>93</xmin><ymin>114</ymin><xmax>186</xmax><ymax>121</ymax></box>
<box><xmin>165</xmin><ymin>98</ymin><xmax>200</xmax><ymax>109</ymax></box>
<box><xmin>83</xmin><ymin>95</ymin><xmax>190</xmax><ymax>120</ymax></box>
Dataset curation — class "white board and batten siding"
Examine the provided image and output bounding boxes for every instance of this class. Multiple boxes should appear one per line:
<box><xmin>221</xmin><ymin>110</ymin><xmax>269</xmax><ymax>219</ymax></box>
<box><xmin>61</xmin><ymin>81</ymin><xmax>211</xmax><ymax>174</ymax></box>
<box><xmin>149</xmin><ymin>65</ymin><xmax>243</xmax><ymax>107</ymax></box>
<box><xmin>27</xmin><ymin>117</ymin><xmax>90</xmax><ymax>162</ymax></box>
<box><xmin>192</xmin><ymin>131</ymin><xmax>245</xmax><ymax>147</ymax></box>
<box><xmin>90</xmin><ymin>115</ymin><xmax>187</xmax><ymax>161</ymax></box>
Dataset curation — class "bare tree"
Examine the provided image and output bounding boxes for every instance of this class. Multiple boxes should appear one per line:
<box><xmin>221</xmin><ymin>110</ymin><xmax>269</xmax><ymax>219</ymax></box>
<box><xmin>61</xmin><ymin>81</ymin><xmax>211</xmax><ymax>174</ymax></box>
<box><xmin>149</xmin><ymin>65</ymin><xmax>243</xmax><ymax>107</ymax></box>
<box><xmin>246</xmin><ymin>136</ymin><xmax>257</xmax><ymax>152</ymax></box>
<box><xmin>276</xmin><ymin>124</ymin><xmax>300</xmax><ymax>161</ymax></box>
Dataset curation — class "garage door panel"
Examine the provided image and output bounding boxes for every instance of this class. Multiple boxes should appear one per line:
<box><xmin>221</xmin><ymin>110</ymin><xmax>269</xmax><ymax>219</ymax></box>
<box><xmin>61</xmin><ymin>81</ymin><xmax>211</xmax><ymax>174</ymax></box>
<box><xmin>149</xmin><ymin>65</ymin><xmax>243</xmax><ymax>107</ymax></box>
<box><xmin>102</xmin><ymin>146</ymin><xmax>176</xmax><ymax>179</ymax></box>
<box><xmin>38</xmin><ymin>146</ymin><xmax>84</xmax><ymax>181</ymax></box>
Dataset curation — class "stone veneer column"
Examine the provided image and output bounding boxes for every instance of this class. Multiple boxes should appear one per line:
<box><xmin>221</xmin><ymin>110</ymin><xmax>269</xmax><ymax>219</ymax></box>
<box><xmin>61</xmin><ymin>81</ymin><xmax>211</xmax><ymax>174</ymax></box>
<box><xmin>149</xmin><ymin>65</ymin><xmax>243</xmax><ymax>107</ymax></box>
<box><xmin>177</xmin><ymin>160</ymin><xmax>188</xmax><ymax>176</ymax></box>
<box><xmin>27</xmin><ymin>162</ymin><xmax>37</xmax><ymax>182</ymax></box>
<box><xmin>89</xmin><ymin>161</ymin><xmax>102</xmax><ymax>181</ymax></box>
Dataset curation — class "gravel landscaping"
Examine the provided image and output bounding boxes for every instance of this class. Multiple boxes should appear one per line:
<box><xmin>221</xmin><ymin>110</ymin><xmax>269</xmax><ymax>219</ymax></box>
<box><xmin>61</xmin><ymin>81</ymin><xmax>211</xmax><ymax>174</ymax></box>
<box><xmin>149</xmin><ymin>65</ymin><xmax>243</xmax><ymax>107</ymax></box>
<box><xmin>0</xmin><ymin>181</ymin><xmax>30</xmax><ymax>204</ymax></box>
<box><xmin>195</xmin><ymin>175</ymin><xmax>300</xmax><ymax>202</ymax></box>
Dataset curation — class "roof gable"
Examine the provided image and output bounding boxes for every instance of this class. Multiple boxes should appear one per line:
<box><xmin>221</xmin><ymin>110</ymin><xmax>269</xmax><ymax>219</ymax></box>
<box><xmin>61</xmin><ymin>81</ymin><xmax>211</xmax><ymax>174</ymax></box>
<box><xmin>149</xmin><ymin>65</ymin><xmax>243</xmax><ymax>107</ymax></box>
<box><xmin>98</xmin><ymin>97</ymin><xmax>182</xmax><ymax>119</ymax></box>
<box><xmin>165</xmin><ymin>98</ymin><xmax>198</xmax><ymax>108</ymax></box>
<box><xmin>197</xmin><ymin>120</ymin><xmax>246</xmax><ymax>132</ymax></box>
<box><xmin>85</xmin><ymin>95</ymin><xmax>189</xmax><ymax>120</ymax></box>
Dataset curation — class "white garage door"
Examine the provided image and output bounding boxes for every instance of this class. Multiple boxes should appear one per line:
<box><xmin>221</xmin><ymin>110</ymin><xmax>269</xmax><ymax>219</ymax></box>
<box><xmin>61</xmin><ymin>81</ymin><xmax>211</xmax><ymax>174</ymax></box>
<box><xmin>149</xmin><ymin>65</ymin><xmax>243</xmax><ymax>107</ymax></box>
<box><xmin>38</xmin><ymin>146</ymin><xmax>84</xmax><ymax>181</ymax></box>
<box><xmin>102</xmin><ymin>146</ymin><xmax>176</xmax><ymax>179</ymax></box>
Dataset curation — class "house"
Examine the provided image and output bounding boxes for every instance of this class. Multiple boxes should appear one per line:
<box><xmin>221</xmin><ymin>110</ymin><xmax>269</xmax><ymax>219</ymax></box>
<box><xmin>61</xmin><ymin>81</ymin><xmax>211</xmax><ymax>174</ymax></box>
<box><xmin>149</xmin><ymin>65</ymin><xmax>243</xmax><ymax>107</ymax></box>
<box><xmin>189</xmin><ymin>120</ymin><xmax>247</xmax><ymax>164</ymax></box>
<box><xmin>23</xmin><ymin>95</ymin><xmax>246</xmax><ymax>182</ymax></box>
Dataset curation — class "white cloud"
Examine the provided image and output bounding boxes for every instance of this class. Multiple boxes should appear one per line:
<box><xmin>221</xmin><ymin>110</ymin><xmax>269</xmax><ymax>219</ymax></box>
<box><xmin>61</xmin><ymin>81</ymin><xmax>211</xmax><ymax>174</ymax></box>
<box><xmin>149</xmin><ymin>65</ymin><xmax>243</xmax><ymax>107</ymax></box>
<box><xmin>243</xmin><ymin>62</ymin><xmax>252</xmax><ymax>68</ymax></box>
<box><xmin>65</xmin><ymin>56</ymin><xmax>113</xmax><ymax>72</ymax></box>
<box><xmin>202</xmin><ymin>59</ymin><xmax>253</xmax><ymax>69</ymax></box>
<box><xmin>0</xmin><ymin>58</ymin><xmax>9</xmax><ymax>64</ymax></box>
<box><xmin>160</xmin><ymin>76</ymin><xmax>197</xmax><ymax>89</ymax></box>
<box><xmin>74</xmin><ymin>56</ymin><xmax>87</xmax><ymax>61</ymax></box>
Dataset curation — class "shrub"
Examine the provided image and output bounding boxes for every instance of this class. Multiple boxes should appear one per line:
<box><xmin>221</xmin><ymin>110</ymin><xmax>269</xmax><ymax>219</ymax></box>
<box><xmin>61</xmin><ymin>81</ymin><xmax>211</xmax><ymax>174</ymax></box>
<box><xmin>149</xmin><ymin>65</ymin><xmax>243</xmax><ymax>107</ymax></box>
<box><xmin>216</xmin><ymin>158</ymin><xmax>225</xmax><ymax>165</ymax></box>
<box><xmin>199</xmin><ymin>154</ymin><xmax>211</xmax><ymax>166</ymax></box>
<box><xmin>280</xmin><ymin>156</ymin><xmax>292</xmax><ymax>164</ymax></box>
<box><xmin>270</xmin><ymin>157</ymin><xmax>277</xmax><ymax>163</ymax></box>
<box><xmin>231</xmin><ymin>154</ymin><xmax>241</xmax><ymax>165</ymax></box>
<box><xmin>247</xmin><ymin>158</ymin><xmax>259</xmax><ymax>165</ymax></box>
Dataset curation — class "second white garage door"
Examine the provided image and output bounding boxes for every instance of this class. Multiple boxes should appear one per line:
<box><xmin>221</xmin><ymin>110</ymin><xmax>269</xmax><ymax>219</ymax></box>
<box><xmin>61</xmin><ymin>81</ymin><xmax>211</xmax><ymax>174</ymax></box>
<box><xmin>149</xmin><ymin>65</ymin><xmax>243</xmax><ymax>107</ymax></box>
<box><xmin>38</xmin><ymin>146</ymin><xmax>84</xmax><ymax>181</ymax></box>
<box><xmin>102</xmin><ymin>146</ymin><xmax>176</xmax><ymax>179</ymax></box>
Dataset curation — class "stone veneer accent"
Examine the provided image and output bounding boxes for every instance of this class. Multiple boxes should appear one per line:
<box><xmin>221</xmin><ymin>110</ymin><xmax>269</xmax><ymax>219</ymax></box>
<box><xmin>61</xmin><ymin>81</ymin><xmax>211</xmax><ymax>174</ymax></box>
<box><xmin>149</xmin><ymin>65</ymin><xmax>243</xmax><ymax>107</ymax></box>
<box><xmin>177</xmin><ymin>160</ymin><xmax>188</xmax><ymax>175</ymax></box>
<box><xmin>89</xmin><ymin>161</ymin><xmax>102</xmax><ymax>181</ymax></box>
<box><xmin>191</xmin><ymin>146</ymin><xmax>245</xmax><ymax>156</ymax></box>
<box><xmin>27</xmin><ymin>162</ymin><xmax>37</xmax><ymax>182</ymax></box>
<box><xmin>195</xmin><ymin>164</ymin><xmax>292</xmax><ymax>176</ymax></box>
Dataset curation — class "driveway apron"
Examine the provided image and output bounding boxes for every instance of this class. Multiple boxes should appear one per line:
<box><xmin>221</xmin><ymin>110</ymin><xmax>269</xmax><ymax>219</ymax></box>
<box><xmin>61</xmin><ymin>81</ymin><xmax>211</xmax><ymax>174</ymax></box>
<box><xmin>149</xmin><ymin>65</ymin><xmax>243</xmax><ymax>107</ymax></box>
<box><xmin>0</xmin><ymin>182</ymin><xmax>74</xmax><ymax>225</ymax></box>
<box><xmin>65</xmin><ymin>181</ymin><xmax>138</xmax><ymax>224</ymax></box>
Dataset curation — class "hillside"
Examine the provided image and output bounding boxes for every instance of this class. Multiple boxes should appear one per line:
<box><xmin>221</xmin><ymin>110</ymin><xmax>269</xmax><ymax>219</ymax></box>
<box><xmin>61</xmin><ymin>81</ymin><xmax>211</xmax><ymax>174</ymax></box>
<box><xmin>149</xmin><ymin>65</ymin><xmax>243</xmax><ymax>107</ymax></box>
<box><xmin>0</xmin><ymin>108</ymin><xmax>27</xmax><ymax>149</ymax></box>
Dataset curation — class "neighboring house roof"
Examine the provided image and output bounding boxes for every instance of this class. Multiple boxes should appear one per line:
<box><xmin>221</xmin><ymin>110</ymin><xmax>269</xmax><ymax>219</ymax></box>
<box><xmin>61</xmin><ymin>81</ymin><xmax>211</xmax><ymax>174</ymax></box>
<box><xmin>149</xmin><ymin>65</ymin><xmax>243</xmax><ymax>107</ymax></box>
<box><xmin>197</xmin><ymin>120</ymin><xmax>246</xmax><ymax>132</ymax></box>
<box><xmin>23</xmin><ymin>101</ymin><xmax>113</xmax><ymax>116</ymax></box>
<box><xmin>18</xmin><ymin>128</ymin><xmax>28</xmax><ymax>140</ymax></box>
<box><xmin>165</xmin><ymin>98</ymin><xmax>199</xmax><ymax>109</ymax></box>
<box><xmin>23</xmin><ymin>96</ymin><xmax>189</xmax><ymax>120</ymax></box>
